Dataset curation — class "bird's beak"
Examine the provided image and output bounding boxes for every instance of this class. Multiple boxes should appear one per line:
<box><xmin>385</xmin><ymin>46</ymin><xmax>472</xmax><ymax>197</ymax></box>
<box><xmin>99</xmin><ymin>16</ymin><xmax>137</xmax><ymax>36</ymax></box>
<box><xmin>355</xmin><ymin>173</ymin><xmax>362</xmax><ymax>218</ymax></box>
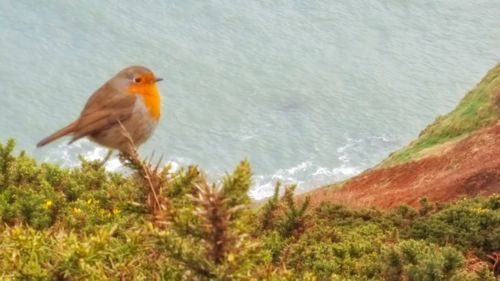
<box><xmin>155</xmin><ymin>78</ymin><xmax>164</xmax><ymax>83</ymax></box>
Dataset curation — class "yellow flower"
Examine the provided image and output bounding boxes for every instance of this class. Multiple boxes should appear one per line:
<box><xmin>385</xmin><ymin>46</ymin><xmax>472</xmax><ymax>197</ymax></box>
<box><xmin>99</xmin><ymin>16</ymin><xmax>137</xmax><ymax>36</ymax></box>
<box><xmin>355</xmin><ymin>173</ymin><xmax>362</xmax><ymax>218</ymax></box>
<box><xmin>43</xmin><ymin>200</ymin><xmax>53</xmax><ymax>209</ymax></box>
<box><xmin>112</xmin><ymin>207</ymin><xmax>120</xmax><ymax>215</ymax></box>
<box><xmin>11</xmin><ymin>226</ymin><xmax>22</xmax><ymax>236</ymax></box>
<box><xmin>73</xmin><ymin>207</ymin><xmax>82</xmax><ymax>214</ymax></box>
<box><xmin>87</xmin><ymin>198</ymin><xmax>93</xmax><ymax>204</ymax></box>
<box><xmin>471</xmin><ymin>207</ymin><xmax>488</xmax><ymax>214</ymax></box>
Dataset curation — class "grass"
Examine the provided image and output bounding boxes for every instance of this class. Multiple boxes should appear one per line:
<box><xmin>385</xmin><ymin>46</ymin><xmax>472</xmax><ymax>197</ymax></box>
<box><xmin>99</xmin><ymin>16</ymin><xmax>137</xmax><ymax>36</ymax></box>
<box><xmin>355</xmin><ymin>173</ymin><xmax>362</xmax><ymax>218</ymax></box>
<box><xmin>382</xmin><ymin>64</ymin><xmax>500</xmax><ymax>166</ymax></box>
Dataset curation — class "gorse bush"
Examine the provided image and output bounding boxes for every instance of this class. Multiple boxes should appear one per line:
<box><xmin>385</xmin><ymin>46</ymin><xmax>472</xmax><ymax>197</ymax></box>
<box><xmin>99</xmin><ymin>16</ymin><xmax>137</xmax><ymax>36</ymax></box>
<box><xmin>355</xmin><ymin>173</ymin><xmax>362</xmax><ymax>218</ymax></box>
<box><xmin>407</xmin><ymin>196</ymin><xmax>500</xmax><ymax>255</ymax></box>
<box><xmin>0</xmin><ymin>139</ymin><xmax>498</xmax><ymax>280</ymax></box>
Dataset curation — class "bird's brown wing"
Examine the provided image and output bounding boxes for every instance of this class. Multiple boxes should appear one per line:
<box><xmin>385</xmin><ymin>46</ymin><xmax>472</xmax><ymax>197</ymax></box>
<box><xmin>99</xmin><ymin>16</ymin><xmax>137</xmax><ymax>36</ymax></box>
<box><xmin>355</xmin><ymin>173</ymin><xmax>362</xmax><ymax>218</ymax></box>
<box><xmin>69</xmin><ymin>83</ymin><xmax>137</xmax><ymax>143</ymax></box>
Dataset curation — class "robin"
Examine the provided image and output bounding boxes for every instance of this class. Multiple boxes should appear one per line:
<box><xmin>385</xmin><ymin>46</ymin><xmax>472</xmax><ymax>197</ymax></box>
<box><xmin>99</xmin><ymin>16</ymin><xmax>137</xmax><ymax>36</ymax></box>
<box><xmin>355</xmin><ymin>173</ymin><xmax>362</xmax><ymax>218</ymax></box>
<box><xmin>37</xmin><ymin>65</ymin><xmax>163</xmax><ymax>155</ymax></box>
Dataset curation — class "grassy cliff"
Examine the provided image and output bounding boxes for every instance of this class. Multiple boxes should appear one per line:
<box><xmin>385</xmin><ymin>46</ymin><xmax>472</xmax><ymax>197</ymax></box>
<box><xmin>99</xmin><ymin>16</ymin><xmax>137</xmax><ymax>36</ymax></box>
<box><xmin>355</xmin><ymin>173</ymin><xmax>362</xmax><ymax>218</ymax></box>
<box><xmin>382</xmin><ymin>64</ymin><xmax>500</xmax><ymax>166</ymax></box>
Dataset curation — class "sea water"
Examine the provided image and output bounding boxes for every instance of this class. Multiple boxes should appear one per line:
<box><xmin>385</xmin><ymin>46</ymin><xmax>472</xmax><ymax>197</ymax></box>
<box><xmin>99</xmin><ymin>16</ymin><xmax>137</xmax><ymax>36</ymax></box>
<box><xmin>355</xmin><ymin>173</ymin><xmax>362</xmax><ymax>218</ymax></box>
<box><xmin>1</xmin><ymin>1</ymin><xmax>499</xmax><ymax>199</ymax></box>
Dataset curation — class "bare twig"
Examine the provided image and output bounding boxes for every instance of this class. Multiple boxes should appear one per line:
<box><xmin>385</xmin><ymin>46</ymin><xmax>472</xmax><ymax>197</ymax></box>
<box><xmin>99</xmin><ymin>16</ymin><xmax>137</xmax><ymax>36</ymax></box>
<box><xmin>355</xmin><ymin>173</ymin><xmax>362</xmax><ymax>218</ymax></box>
<box><xmin>487</xmin><ymin>251</ymin><xmax>500</xmax><ymax>276</ymax></box>
<box><xmin>117</xmin><ymin>121</ymin><xmax>168</xmax><ymax>224</ymax></box>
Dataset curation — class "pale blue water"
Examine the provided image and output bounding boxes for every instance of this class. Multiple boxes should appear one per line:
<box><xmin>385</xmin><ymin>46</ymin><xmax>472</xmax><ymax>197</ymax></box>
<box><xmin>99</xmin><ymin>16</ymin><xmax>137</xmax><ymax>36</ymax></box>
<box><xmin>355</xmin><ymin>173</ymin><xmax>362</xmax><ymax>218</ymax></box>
<box><xmin>1</xmin><ymin>1</ymin><xmax>499</xmax><ymax>199</ymax></box>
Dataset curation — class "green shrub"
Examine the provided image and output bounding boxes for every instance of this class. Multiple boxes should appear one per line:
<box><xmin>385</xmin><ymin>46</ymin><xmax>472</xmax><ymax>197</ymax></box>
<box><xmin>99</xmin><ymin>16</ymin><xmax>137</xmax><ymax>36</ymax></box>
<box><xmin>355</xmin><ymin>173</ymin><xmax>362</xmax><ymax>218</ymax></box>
<box><xmin>407</xmin><ymin>196</ymin><xmax>500</xmax><ymax>255</ymax></box>
<box><xmin>0</xmin><ymin>139</ymin><xmax>497</xmax><ymax>280</ymax></box>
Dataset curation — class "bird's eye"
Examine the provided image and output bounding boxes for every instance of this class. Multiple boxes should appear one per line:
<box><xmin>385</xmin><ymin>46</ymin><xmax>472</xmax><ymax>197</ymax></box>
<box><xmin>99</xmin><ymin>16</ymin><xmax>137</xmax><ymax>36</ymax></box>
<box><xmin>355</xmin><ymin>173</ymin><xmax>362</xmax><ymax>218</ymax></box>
<box><xmin>133</xmin><ymin>77</ymin><xmax>143</xmax><ymax>83</ymax></box>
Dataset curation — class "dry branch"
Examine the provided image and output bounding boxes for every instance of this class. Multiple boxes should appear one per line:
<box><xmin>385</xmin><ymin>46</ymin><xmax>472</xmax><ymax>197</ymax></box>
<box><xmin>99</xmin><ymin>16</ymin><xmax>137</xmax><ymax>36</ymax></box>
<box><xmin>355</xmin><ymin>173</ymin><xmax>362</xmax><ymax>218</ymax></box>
<box><xmin>118</xmin><ymin>122</ymin><xmax>169</xmax><ymax>226</ymax></box>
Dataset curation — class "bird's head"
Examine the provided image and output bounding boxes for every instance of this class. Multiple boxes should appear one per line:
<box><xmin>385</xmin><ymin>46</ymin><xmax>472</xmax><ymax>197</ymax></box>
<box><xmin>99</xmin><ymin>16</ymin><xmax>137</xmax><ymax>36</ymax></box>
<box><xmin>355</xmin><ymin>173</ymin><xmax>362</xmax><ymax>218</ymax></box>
<box><xmin>115</xmin><ymin>65</ymin><xmax>163</xmax><ymax>94</ymax></box>
<box><xmin>113</xmin><ymin>65</ymin><xmax>163</xmax><ymax>119</ymax></box>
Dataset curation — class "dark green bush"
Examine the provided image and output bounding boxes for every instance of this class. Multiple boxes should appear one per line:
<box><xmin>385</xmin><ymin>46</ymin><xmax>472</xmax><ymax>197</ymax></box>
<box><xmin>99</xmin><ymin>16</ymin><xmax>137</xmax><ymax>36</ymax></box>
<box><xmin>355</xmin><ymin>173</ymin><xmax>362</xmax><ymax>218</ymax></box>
<box><xmin>407</xmin><ymin>196</ymin><xmax>500</xmax><ymax>255</ymax></box>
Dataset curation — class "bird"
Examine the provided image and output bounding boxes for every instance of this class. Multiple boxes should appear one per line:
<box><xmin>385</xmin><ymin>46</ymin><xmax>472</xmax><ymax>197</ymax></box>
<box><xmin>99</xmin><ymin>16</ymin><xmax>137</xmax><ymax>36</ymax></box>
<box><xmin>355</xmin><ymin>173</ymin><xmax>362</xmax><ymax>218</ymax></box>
<box><xmin>37</xmin><ymin>65</ymin><xmax>163</xmax><ymax>155</ymax></box>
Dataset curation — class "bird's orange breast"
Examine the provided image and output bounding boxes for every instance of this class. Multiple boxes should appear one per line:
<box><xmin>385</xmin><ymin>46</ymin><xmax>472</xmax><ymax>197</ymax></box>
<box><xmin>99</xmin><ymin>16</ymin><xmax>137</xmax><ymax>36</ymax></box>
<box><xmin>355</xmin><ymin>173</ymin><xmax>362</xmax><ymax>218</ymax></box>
<box><xmin>127</xmin><ymin>83</ymin><xmax>161</xmax><ymax>120</ymax></box>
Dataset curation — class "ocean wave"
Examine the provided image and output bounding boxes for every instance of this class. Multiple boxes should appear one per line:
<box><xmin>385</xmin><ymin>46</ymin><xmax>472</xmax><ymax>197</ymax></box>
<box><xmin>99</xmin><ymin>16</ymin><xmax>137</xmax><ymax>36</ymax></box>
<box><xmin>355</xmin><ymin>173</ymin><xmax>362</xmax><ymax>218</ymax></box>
<box><xmin>43</xmin><ymin>139</ymin><xmax>184</xmax><ymax>173</ymax></box>
<box><xmin>249</xmin><ymin>135</ymin><xmax>395</xmax><ymax>200</ymax></box>
<box><xmin>42</xmin><ymin>136</ymin><xmax>395</xmax><ymax>202</ymax></box>
<box><xmin>249</xmin><ymin>161</ymin><xmax>360</xmax><ymax>200</ymax></box>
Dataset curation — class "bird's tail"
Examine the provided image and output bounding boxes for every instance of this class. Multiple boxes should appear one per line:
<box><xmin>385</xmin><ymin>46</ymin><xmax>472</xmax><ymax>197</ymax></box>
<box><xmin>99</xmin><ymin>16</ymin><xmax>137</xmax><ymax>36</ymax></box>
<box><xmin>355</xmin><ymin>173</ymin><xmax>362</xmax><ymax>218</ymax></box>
<box><xmin>37</xmin><ymin>121</ymin><xmax>77</xmax><ymax>148</ymax></box>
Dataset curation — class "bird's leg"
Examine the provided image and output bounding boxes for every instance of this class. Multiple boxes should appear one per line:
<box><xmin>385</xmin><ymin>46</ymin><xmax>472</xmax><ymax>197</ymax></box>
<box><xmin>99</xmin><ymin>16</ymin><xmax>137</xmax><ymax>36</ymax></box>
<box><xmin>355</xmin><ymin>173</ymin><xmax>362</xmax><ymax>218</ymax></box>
<box><xmin>99</xmin><ymin>149</ymin><xmax>114</xmax><ymax>167</ymax></box>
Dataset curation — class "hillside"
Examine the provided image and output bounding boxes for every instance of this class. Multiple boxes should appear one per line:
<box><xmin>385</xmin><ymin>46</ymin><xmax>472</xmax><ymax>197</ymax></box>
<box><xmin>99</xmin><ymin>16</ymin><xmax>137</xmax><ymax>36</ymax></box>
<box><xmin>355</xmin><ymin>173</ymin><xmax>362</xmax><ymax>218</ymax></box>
<box><xmin>306</xmin><ymin>64</ymin><xmax>500</xmax><ymax>209</ymax></box>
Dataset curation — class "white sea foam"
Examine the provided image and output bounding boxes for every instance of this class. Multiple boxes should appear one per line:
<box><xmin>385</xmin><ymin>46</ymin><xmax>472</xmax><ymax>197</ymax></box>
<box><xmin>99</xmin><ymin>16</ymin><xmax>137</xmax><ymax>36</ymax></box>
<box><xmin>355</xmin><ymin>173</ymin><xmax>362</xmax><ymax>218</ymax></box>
<box><xmin>249</xmin><ymin>135</ymin><xmax>395</xmax><ymax>200</ymax></box>
<box><xmin>44</xmin><ymin>139</ymin><xmax>184</xmax><ymax>173</ymax></box>
<box><xmin>44</xmin><ymin>135</ymin><xmax>392</xmax><ymax>201</ymax></box>
<box><xmin>250</xmin><ymin>161</ymin><xmax>359</xmax><ymax>200</ymax></box>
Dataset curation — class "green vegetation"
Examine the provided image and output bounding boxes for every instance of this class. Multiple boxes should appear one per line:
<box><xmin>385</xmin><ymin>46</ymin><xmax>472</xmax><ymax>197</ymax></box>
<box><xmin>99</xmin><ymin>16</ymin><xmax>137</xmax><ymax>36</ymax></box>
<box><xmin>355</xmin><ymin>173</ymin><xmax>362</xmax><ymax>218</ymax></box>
<box><xmin>383</xmin><ymin>64</ymin><xmax>500</xmax><ymax>166</ymax></box>
<box><xmin>0</xmin><ymin>139</ymin><xmax>498</xmax><ymax>280</ymax></box>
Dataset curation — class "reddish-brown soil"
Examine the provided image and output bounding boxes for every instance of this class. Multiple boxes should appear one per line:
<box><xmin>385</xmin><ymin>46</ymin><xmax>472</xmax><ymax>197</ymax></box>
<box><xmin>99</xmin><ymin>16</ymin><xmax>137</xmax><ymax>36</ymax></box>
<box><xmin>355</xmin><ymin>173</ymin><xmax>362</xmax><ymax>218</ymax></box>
<box><xmin>305</xmin><ymin>122</ymin><xmax>500</xmax><ymax>209</ymax></box>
